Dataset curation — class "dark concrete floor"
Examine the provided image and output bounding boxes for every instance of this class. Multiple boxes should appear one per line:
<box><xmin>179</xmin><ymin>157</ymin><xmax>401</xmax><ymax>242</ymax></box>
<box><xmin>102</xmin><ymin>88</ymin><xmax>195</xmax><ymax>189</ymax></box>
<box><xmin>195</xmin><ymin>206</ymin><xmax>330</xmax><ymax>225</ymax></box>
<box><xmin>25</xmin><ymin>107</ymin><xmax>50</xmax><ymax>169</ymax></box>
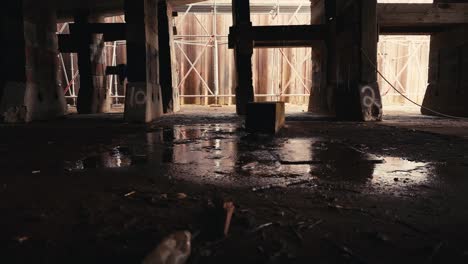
<box><xmin>1</xmin><ymin>106</ymin><xmax>468</xmax><ymax>263</ymax></box>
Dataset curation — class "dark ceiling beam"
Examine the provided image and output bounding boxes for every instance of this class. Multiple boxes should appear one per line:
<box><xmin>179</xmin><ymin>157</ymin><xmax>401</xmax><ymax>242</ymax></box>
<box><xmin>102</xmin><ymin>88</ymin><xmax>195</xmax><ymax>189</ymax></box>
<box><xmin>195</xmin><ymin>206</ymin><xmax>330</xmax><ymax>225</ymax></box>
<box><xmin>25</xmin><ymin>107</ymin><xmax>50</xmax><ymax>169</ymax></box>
<box><xmin>252</xmin><ymin>25</ymin><xmax>327</xmax><ymax>48</ymax></box>
<box><xmin>380</xmin><ymin>24</ymin><xmax>466</xmax><ymax>35</ymax></box>
<box><xmin>58</xmin><ymin>22</ymin><xmax>126</xmax><ymax>52</ymax></box>
<box><xmin>69</xmin><ymin>23</ymin><xmax>126</xmax><ymax>41</ymax></box>
<box><xmin>378</xmin><ymin>3</ymin><xmax>468</xmax><ymax>35</ymax></box>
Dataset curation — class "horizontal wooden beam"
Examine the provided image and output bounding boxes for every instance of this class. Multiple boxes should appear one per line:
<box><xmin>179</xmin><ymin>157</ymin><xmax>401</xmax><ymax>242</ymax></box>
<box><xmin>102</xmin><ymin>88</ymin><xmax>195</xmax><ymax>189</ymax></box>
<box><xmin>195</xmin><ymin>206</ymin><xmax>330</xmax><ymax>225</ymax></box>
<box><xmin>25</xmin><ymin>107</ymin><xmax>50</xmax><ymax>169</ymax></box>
<box><xmin>229</xmin><ymin>25</ymin><xmax>327</xmax><ymax>49</ymax></box>
<box><xmin>70</xmin><ymin>23</ymin><xmax>127</xmax><ymax>41</ymax></box>
<box><xmin>378</xmin><ymin>3</ymin><xmax>468</xmax><ymax>33</ymax></box>
<box><xmin>380</xmin><ymin>24</ymin><xmax>466</xmax><ymax>35</ymax></box>
<box><xmin>59</xmin><ymin>22</ymin><xmax>127</xmax><ymax>52</ymax></box>
<box><xmin>253</xmin><ymin>25</ymin><xmax>327</xmax><ymax>48</ymax></box>
<box><xmin>57</xmin><ymin>34</ymin><xmax>77</xmax><ymax>53</ymax></box>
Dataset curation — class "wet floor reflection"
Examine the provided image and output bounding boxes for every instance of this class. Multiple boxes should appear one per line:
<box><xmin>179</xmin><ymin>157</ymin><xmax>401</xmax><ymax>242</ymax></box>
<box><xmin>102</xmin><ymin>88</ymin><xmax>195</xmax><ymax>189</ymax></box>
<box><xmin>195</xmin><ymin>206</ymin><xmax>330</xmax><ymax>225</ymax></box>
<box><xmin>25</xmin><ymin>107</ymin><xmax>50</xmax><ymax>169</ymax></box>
<box><xmin>372</xmin><ymin>158</ymin><xmax>431</xmax><ymax>188</ymax></box>
<box><xmin>64</xmin><ymin>124</ymin><xmax>434</xmax><ymax>194</ymax></box>
<box><xmin>70</xmin><ymin>147</ymin><xmax>133</xmax><ymax>169</ymax></box>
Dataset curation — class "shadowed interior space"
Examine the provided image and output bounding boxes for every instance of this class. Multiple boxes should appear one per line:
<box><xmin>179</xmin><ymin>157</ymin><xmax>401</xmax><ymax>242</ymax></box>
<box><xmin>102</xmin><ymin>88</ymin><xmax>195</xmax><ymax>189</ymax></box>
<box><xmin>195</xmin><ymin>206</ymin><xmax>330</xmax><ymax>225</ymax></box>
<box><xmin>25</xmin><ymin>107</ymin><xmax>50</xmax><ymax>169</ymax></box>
<box><xmin>1</xmin><ymin>0</ymin><xmax>468</xmax><ymax>263</ymax></box>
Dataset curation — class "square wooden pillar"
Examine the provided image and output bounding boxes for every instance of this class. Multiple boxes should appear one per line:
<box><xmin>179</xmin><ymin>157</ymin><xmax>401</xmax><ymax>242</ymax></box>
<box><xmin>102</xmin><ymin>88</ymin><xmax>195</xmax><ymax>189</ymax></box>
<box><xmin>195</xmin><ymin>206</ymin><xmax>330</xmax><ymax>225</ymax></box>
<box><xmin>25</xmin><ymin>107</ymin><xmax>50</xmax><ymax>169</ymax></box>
<box><xmin>124</xmin><ymin>0</ymin><xmax>163</xmax><ymax>123</ymax></box>
<box><xmin>230</xmin><ymin>0</ymin><xmax>255</xmax><ymax>116</ymax></box>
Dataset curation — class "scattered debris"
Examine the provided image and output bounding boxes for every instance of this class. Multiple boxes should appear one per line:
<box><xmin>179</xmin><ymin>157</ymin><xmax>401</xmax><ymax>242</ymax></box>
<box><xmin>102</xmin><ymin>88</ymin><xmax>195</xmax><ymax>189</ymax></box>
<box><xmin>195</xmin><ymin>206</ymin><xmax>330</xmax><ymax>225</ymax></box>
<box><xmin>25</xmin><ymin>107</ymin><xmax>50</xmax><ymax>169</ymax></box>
<box><xmin>3</xmin><ymin>106</ymin><xmax>27</xmax><ymax>123</ymax></box>
<box><xmin>291</xmin><ymin>227</ymin><xmax>304</xmax><ymax>242</ymax></box>
<box><xmin>395</xmin><ymin>218</ymin><xmax>428</xmax><ymax>234</ymax></box>
<box><xmin>223</xmin><ymin>202</ymin><xmax>235</xmax><ymax>236</ymax></box>
<box><xmin>257</xmin><ymin>246</ymin><xmax>265</xmax><ymax>253</ymax></box>
<box><xmin>280</xmin><ymin>160</ymin><xmax>323</xmax><ymax>165</ymax></box>
<box><xmin>199</xmin><ymin>249</ymin><xmax>212</xmax><ymax>257</ymax></box>
<box><xmin>252</xmin><ymin>179</ymin><xmax>311</xmax><ymax>192</ymax></box>
<box><xmin>428</xmin><ymin>241</ymin><xmax>445</xmax><ymax>262</ymax></box>
<box><xmin>375</xmin><ymin>233</ymin><xmax>390</xmax><ymax>242</ymax></box>
<box><xmin>142</xmin><ymin>231</ymin><xmax>191</xmax><ymax>264</ymax></box>
<box><xmin>207</xmin><ymin>154</ymin><xmax>225</xmax><ymax>160</ymax></box>
<box><xmin>328</xmin><ymin>204</ymin><xmax>367</xmax><ymax>214</ymax></box>
<box><xmin>124</xmin><ymin>191</ymin><xmax>137</xmax><ymax>197</ymax></box>
<box><xmin>242</xmin><ymin>162</ymin><xmax>259</xmax><ymax>170</ymax></box>
<box><xmin>269</xmin><ymin>240</ymin><xmax>289</xmax><ymax>261</ymax></box>
<box><xmin>251</xmin><ymin>222</ymin><xmax>274</xmax><ymax>233</ymax></box>
<box><xmin>326</xmin><ymin>238</ymin><xmax>367</xmax><ymax>264</ymax></box>
<box><xmin>176</xmin><ymin>193</ymin><xmax>188</xmax><ymax>200</ymax></box>
<box><xmin>15</xmin><ymin>236</ymin><xmax>29</xmax><ymax>243</ymax></box>
<box><xmin>305</xmin><ymin>219</ymin><xmax>323</xmax><ymax>230</ymax></box>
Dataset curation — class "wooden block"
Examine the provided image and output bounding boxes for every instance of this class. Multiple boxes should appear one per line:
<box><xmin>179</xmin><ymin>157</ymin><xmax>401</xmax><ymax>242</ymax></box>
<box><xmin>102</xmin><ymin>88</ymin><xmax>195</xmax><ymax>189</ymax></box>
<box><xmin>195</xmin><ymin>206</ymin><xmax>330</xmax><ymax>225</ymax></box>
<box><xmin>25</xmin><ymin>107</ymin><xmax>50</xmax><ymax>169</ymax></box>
<box><xmin>246</xmin><ymin>102</ymin><xmax>285</xmax><ymax>134</ymax></box>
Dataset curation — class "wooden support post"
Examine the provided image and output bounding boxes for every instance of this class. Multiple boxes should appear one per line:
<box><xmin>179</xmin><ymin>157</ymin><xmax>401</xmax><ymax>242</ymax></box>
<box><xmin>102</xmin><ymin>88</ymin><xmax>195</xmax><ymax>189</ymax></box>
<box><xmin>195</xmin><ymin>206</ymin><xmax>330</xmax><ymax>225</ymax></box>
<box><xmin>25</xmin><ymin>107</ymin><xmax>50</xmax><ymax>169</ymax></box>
<box><xmin>324</xmin><ymin>0</ymin><xmax>381</xmax><ymax>121</ymax></box>
<box><xmin>124</xmin><ymin>0</ymin><xmax>163</xmax><ymax>123</ymax></box>
<box><xmin>0</xmin><ymin>0</ymin><xmax>26</xmax><ymax>114</ymax></box>
<box><xmin>1</xmin><ymin>0</ymin><xmax>65</xmax><ymax>122</ymax></box>
<box><xmin>73</xmin><ymin>11</ymin><xmax>109</xmax><ymax>114</ymax></box>
<box><xmin>308</xmin><ymin>0</ymin><xmax>330</xmax><ymax>115</ymax></box>
<box><xmin>422</xmin><ymin>25</ymin><xmax>468</xmax><ymax>117</ymax></box>
<box><xmin>74</xmin><ymin>10</ymin><xmax>94</xmax><ymax>114</ymax></box>
<box><xmin>360</xmin><ymin>0</ymin><xmax>382</xmax><ymax>121</ymax></box>
<box><xmin>158</xmin><ymin>0</ymin><xmax>177</xmax><ymax>114</ymax></box>
<box><xmin>230</xmin><ymin>0</ymin><xmax>254</xmax><ymax>115</ymax></box>
<box><xmin>124</xmin><ymin>0</ymin><xmax>148</xmax><ymax>121</ymax></box>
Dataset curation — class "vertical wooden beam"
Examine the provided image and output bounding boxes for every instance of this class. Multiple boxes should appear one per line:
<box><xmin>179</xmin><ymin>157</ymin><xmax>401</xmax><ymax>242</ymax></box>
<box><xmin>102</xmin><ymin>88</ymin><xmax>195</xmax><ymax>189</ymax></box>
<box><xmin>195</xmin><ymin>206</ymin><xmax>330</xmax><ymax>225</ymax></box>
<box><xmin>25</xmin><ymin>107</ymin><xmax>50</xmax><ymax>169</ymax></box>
<box><xmin>91</xmin><ymin>16</ymin><xmax>110</xmax><ymax>114</ymax></box>
<box><xmin>0</xmin><ymin>0</ymin><xmax>26</xmax><ymax>111</ymax></box>
<box><xmin>168</xmin><ymin>4</ymin><xmax>180</xmax><ymax>112</ymax></box>
<box><xmin>422</xmin><ymin>26</ymin><xmax>468</xmax><ymax>117</ymax></box>
<box><xmin>124</xmin><ymin>0</ymin><xmax>147</xmax><ymax>122</ymax></box>
<box><xmin>359</xmin><ymin>0</ymin><xmax>382</xmax><ymax>121</ymax></box>
<box><xmin>158</xmin><ymin>0</ymin><xmax>176</xmax><ymax>114</ymax></box>
<box><xmin>74</xmin><ymin>11</ymin><xmax>109</xmax><ymax>114</ymax></box>
<box><xmin>308</xmin><ymin>0</ymin><xmax>330</xmax><ymax>115</ymax></box>
<box><xmin>74</xmin><ymin>10</ymin><xmax>95</xmax><ymax>114</ymax></box>
<box><xmin>1</xmin><ymin>0</ymin><xmax>66</xmax><ymax>122</ymax></box>
<box><xmin>322</xmin><ymin>0</ymin><xmax>381</xmax><ymax>121</ymax></box>
<box><xmin>361</xmin><ymin>0</ymin><xmax>378</xmax><ymax>83</ymax></box>
<box><xmin>231</xmin><ymin>0</ymin><xmax>254</xmax><ymax>115</ymax></box>
<box><xmin>124</xmin><ymin>0</ymin><xmax>163</xmax><ymax>122</ymax></box>
<box><xmin>325</xmin><ymin>0</ymin><xmax>337</xmax><ymax>116</ymax></box>
<box><xmin>124</xmin><ymin>0</ymin><xmax>146</xmax><ymax>83</ymax></box>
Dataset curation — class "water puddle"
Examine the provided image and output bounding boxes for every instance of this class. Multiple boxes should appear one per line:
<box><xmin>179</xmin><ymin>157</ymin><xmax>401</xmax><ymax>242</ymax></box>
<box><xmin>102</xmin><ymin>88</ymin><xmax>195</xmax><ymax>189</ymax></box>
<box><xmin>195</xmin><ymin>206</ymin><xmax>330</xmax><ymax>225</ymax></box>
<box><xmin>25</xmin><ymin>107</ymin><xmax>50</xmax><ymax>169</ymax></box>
<box><xmin>65</xmin><ymin>124</ymin><xmax>434</xmax><ymax>194</ymax></box>
<box><xmin>371</xmin><ymin>157</ymin><xmax>431</xmax><ymax>191</ymax></box>
<box><xmin>67</xmin><ymin>147</ymin><xmax>140</xmax><ymax>170</ymax></box>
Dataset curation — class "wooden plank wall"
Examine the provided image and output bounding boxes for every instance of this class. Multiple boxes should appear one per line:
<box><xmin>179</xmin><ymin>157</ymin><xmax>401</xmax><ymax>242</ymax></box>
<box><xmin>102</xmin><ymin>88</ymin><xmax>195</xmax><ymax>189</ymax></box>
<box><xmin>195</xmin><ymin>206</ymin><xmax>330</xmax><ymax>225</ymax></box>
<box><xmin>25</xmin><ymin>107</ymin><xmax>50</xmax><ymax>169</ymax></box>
<box><xmin>174</xmin><ymin>13</ymin><xmax>429</xmax><ymax>107</ymax></box>
<box><xmin>378</xmin><ymin>35</ymin><xmax>430</xmax><ymax>106</ymax></box>
<box><xmin>57</xmin><ymin>12</ymin><xmax>430</xmax><ymax>109</ymax></box>
<box><xmin>174</xmin><ymin>13</ymin><xmax>313</xmax><ymax>105</ymax></box>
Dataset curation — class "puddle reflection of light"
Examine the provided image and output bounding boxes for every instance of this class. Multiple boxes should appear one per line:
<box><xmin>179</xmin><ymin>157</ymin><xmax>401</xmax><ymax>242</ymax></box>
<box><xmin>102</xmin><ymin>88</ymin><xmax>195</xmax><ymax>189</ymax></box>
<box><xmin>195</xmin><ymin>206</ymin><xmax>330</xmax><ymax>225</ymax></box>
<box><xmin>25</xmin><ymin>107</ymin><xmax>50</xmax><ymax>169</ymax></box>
<box><xmin>64</xmin><ymin>125</ymin><xmax>435</xmax><ymax>194</ymax></box>
<box><xmin>372</xmin><ymin>157</ymin><xmax>430</xmax><ymax>186</ymax></box>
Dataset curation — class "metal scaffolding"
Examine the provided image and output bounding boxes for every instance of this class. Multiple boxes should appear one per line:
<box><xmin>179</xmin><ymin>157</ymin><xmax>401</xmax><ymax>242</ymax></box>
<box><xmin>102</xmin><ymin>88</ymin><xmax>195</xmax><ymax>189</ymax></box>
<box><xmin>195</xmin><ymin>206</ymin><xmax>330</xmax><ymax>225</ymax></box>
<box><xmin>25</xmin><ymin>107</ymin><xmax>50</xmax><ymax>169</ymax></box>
<box><xmin>56</xmin><ymin>1</ymin><xmax>431</xmax><ymax>109</ymax></box>
<box><xmin>57</xmin><ymin>1</ymin><xmax>313</xmax><ymax>108</ymax></box>
<box><xmin>378</xmin><ymin>35</ymin><xmax>430</xmax><ymax>105</ymax></box>
<box><xmin>57</xmin><ymin>16</ymin><xmax>127</xmax><ymax>107</ymax></box>
<box><xmin>174</xmin><ymin>0</ymin><xmax>312</xmax><ymax>104</ymax></box>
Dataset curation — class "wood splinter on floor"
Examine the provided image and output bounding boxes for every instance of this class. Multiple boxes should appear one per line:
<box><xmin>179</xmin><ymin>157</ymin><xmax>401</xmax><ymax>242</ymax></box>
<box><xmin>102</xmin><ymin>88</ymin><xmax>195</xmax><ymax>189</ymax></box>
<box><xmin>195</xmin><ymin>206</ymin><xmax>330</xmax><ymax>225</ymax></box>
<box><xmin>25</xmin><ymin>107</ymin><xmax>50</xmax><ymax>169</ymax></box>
<box><xmin>223</xmin><ymin>202</ymin><xmax>235</xmax><ymax>236</ymax></box>
<box><xmin>124</xmin><ymin>191</ymin><xmax>137</xmax><ymax>197</ymax></box>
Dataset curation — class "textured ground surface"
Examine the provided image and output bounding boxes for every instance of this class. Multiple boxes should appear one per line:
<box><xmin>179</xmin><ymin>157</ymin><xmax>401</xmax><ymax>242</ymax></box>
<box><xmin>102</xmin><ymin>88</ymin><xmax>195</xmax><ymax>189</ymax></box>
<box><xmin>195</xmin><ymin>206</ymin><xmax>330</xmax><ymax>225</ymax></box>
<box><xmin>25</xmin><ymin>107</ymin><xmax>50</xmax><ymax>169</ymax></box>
<box><xmin>1</xmin><ymin>105</ymin><xmax>468</xmax><ymax>264</ymax></box>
